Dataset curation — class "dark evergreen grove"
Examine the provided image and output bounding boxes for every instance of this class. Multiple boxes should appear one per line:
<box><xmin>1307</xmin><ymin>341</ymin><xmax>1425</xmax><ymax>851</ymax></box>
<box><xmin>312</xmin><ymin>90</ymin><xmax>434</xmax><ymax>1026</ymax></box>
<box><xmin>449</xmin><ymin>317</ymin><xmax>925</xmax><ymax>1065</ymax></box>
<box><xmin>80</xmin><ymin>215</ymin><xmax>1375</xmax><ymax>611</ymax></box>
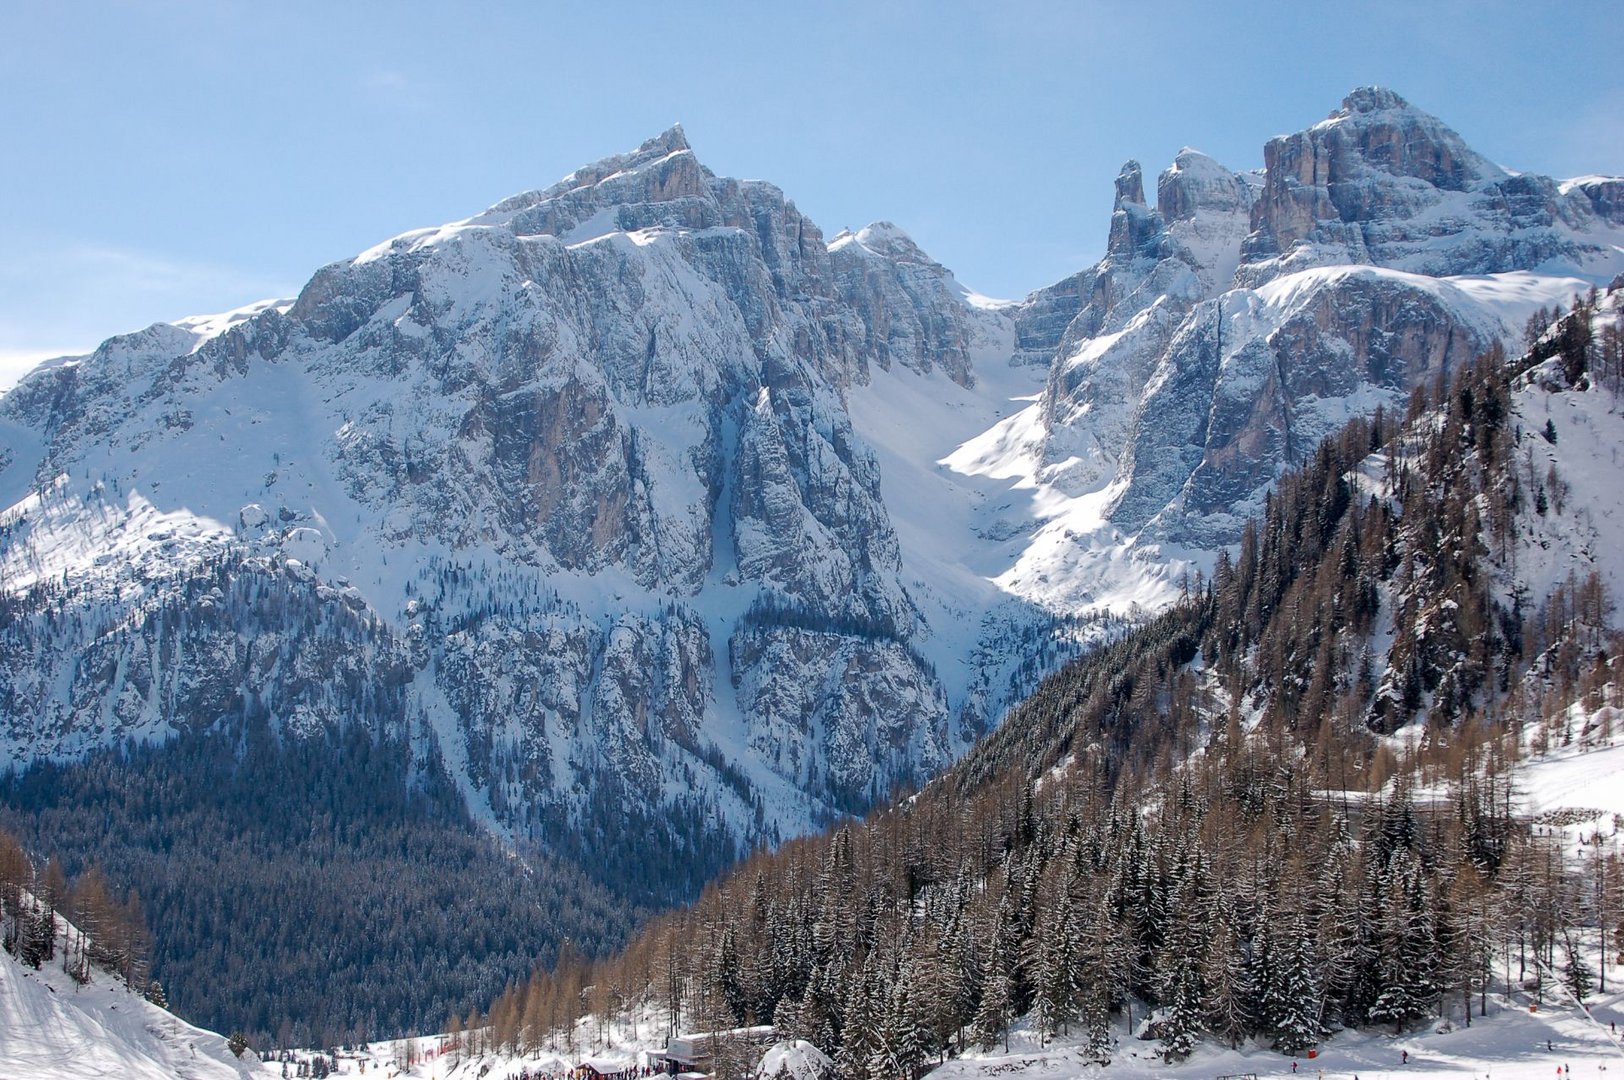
<box><xmin>0</xmin><ymin>717</ymin><xmax>640</xmax><ymax>1049</ymax></box>
<box><xmin>481</xmin><ymin>296</ymin><xmax>1624</xmax><ymax>1074</ymax></box>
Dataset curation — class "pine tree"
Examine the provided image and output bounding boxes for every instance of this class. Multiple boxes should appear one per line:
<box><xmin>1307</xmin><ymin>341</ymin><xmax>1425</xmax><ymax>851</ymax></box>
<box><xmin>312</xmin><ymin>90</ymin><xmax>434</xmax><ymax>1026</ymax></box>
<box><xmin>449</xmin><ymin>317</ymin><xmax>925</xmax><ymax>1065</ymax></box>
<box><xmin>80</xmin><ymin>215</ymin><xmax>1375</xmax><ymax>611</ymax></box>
<box><xmin>1154</xmin><ymin>868</ymin><xmax>1211</xmax><ymax>1061</ymax></box>
<box><xmin>1023</xmin><ymin>888</ymin><xmax>1076</xmax><ymax>1042</ymax></box>
<box><xmin>1203</xmin><ymin>895</ymin><xmax>1254</xmax><ymax>1048</ymax></box>
<box><xmin>1367</xmin><ymin>853</ymin><xmax>1440</xmax><ymax>1032</ymax></box>
<box><xmin>875</xmin><ymin>977</ymin><xmax>928</xmax><ymax>1080</ymax></box>
<box><xmin>18</xmin><ymin>901</ymin><xmax>54</xmax><ymax>969</ymax></box>
<box><xmin>1157</xmin><ymin>926</ymin><xmax>1207</xmax><ymax>1060</ymax></box>
<box><xmin>972</xmin><ymin>965</ymin><xmax>1013</xmax><ymax>1053</ymax></box>
<box><xmin>835</xmin><ymin>962</ymin><xmax>878</xmax><ymax>1080</ymax></box>
<box><xmin>1263</xmin><ymin>916</ymin><xmax>1323</xmax><ymax>1055</ymax></box>
<box><xmin>1080</xmin><ymin>985</ymin><xmax>1112</xmax><ymax>1065</ymax></box>
<box><xmin>1562</xmin><ymin>938</ymin><xmax>1595</xmax><ymax>1004</ymax></box>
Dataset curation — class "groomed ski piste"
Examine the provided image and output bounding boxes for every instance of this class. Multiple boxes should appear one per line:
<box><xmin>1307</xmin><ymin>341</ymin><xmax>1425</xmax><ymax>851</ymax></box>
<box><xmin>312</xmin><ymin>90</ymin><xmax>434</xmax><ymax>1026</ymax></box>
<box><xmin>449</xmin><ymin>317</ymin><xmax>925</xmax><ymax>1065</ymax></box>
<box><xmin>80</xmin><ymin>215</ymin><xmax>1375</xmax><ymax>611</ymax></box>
<box><xmin>0</xmin><ymin>900</ymin><xmax>260</xmax><ymax>1080</ymax></box>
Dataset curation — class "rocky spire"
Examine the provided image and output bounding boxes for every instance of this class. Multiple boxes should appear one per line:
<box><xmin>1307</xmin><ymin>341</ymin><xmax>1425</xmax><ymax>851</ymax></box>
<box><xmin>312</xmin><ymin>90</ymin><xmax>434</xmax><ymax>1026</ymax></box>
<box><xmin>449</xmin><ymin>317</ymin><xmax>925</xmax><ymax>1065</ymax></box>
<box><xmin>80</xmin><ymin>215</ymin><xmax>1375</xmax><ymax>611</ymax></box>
<box><xmin>1107</xmin><ymin>160</ymin><xmax>1165</xmax><ymax>259</ymax></box>
<box><xmin>1114</xmin><ymin>160</ymin><xmax>1146</xmax><ymax>207</ymax></box>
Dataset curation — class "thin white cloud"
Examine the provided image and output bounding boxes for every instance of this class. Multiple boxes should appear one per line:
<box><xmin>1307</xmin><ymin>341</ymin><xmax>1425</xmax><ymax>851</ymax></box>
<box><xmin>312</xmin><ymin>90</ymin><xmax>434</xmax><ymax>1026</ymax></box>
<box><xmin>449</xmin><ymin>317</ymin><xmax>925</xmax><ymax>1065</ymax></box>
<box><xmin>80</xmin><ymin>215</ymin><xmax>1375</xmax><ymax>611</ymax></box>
<box><xmin>0</xmin><ymin>243</ymin><xmax>289</xmax><ymax>302</ymax></box>
<box><xmin>0</xmin><ymin>348</ymin><xmax>88</xmax><ymax>394</ymax></box>
<box><xmin>360</xmin><ymin>66</ymin><xmax>440</xmax><ymax>115</ymax></box>
<box><xmin>0</xmin><ymin>242</ymin><xmax>298</xmax><ymax>371</ymax></box>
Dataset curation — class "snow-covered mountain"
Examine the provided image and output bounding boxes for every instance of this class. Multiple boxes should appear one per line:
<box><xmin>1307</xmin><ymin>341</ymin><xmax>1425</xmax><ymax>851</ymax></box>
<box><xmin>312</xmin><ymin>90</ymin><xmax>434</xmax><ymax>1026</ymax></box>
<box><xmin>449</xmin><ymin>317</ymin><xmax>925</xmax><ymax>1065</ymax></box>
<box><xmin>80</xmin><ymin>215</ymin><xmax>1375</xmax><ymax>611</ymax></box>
<box><xmin>977</xmin><ymin>88</ymin><xmax>1624</xmax><ymax>610</ymax></box>
<box><xmin>0</xmin><ymin>90</ymin><xmax>1619</xmax><ymax>903</ymax></box>
<box><xmin>0</xmin><ymin>125</ymin><xmax>1053</xmax><ymax>897</ymax></box>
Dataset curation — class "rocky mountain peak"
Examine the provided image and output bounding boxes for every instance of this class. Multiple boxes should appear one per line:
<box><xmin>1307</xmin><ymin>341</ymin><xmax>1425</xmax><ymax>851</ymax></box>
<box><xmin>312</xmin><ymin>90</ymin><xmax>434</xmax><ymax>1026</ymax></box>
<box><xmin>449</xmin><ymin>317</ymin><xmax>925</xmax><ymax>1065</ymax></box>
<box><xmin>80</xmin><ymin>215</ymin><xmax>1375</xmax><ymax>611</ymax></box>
<box><xmin>1107</xmin><ymin>160</ymin><xmax>1163</xmax><ymax>260</ymax></box>
<box><xmin>1310</xmin><ymin>84</ymin><xmax>1500</xmax><ymax>191</ymax></box>
<box><xmin>1113</xmin><ymin>160</ymin><xmax>1147</xmax><ymax>207</ymax></box>
<box><xmin>643</xmin><ymin>122</ymin><xmax>690</xmax><ymax>154</ymax></box>
<box><xmin>471</xmin><ymin>126</ymin><xmax>711</xmax><ymax>239</ymax></box>
<box><xmin>829</xmin><ymin>221</ymin><xmax>935</xmax><ymax>266</ymax></box>
<box><xmin>1337</xmin><ymin>84</ymin><xmax>1412</xmax><ymax>116</ymax></box>
<box><xmin>1234</xmin><ymin>87</ymin><xmax>1615</xmax><ymax>285</ymax></box>
<box><xmin>1156</xmin><ymin>148</ymin><xmax>1254</xmax><ymax>223</ymax></box>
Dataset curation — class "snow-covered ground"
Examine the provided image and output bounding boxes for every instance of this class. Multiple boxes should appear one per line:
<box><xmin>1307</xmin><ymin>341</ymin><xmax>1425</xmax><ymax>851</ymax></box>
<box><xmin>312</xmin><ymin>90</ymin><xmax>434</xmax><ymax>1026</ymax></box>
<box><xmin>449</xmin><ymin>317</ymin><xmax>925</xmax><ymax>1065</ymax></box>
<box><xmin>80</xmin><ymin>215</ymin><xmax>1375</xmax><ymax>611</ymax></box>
<box><xmin>1510</xmin><ymin>351</ymin><xmax>1624</xmax><ymax>612</ymax></box>
<box><xmin>298</xmin><ymin>984</ymin><xmax>1624</xmax><ymax>1080</ymax></box>
<box><xmin>1519</xmin><ymin>734</ymin><xmax>1624</xmax><ymax>830</ymax></box>
<box><xmin>0</xmin><ymin>911</ymin><xmax>260</xmax><ymax>1080</ymax></box>
<box><xmin>931</xmin><ymin>1000</ymin><xmax>1624</xmax><ymax>1080</ymax></box>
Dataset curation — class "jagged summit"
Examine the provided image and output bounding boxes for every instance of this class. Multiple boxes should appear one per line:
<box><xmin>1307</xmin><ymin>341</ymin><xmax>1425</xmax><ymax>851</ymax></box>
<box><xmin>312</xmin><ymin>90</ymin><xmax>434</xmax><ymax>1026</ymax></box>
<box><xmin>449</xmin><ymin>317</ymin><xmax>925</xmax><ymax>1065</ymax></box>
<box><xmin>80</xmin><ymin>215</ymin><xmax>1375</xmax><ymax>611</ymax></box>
<box><xmin>827</xmin><ymin>221</ymin><xmax>936</xmax><ymax>266</ymax></box>
<box><xmin>479</xmin><ymin>124</ymin><xmax>699</xmax><ymax>218</ymax></box>
<box><xmin>449</xmin><ymin>124</ymin><xmax>718</xmax><ymax>246</ymax></box>
<box><xmin>1158</xmin><ymin>148</ymin><xmax>1255</xmax><ymax>222</ymax></box>
<box><xmin>1337</xmin><ymin>84</ymin><xmax>1412</xmax><ymax>115</ymax></box>
<box><xmin>1112</xmin><ymin>160</ymin><xmax>1146</xmax><ymax>206</ymax></box>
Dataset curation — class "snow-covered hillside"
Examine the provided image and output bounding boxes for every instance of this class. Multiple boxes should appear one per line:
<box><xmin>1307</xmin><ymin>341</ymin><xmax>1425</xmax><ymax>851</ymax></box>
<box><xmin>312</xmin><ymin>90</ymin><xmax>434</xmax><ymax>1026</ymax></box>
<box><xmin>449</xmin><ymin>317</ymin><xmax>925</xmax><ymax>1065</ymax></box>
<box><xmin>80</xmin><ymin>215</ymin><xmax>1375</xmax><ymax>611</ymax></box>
<box><xmin>0</xmin><ymin>906</ymin><xmax>259</xmax><ymax>1080</ymax></box>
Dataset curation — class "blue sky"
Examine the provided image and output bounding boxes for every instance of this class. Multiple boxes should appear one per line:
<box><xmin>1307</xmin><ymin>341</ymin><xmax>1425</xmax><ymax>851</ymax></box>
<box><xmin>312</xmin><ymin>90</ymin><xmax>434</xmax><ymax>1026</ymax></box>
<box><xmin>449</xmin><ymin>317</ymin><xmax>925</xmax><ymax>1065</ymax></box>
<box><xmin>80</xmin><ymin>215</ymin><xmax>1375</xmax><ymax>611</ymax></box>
<box><xmin>3</xmin><ymin>0</ymin><xmax>1621</xmax><ymax>384</ymax></box>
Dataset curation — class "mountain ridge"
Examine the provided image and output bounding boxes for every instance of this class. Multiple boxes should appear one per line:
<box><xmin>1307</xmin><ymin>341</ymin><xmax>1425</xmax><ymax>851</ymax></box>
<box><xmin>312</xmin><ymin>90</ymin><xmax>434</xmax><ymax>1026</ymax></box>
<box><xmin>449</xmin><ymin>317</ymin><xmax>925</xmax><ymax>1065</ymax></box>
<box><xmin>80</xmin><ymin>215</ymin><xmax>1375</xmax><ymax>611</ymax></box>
<box><xmin>1</xmin><ymin>86</ymin><xmax>1621</xmax><ymax>1042</ymax></box>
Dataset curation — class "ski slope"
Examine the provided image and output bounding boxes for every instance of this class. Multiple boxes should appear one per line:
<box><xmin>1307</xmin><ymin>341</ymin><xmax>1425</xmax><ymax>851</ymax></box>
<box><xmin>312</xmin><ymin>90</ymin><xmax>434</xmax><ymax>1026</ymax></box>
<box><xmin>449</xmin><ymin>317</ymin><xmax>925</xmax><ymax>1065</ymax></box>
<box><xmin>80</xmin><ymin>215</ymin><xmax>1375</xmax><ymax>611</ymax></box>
<box><xmin>0</xmin><ymin>911</ymin><xmax>259</xmax><ymax>1080</ymax></box>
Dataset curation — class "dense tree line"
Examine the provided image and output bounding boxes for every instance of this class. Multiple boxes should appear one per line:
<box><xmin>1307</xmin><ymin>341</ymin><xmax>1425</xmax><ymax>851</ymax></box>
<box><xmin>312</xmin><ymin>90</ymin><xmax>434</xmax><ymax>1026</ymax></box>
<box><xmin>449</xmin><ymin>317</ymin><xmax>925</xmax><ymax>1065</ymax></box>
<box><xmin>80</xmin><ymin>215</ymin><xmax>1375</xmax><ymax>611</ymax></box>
<box><xmin>492</xmin><ymin>294</ymin><xmax>1624</xmax><ymax>1074</ymax></box>
<box><xmin>0</xmin><ymin>715</ymin><xmax>641</xmax><ymax>1050</ymax></box>
<box><xmin>1</xmin><ymin>823</ymin><xmax>152</xmax><ymax>990</ymax></box>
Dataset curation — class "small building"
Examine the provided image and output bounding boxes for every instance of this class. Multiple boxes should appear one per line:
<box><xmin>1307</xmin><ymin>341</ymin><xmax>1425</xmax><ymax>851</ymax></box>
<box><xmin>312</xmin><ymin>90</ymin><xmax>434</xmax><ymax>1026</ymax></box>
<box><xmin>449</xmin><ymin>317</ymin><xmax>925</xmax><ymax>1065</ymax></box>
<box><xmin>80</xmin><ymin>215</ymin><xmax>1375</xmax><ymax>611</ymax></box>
<box><xmin>578</xmin><ymin>1054</ymin><xmax>636</xmax><ymax>1078</ymax></box>
<box><xmin>653</xmin><ymin>1026</ymin><xmax>775</xmax><ymax>1074</ymax></box>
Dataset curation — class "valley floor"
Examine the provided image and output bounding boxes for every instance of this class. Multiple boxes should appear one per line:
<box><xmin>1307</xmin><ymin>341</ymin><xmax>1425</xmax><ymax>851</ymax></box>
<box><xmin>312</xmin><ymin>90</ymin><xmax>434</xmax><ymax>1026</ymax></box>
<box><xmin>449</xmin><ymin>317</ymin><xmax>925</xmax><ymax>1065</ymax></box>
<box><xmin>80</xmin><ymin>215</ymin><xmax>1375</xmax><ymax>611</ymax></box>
<box><xmin>262</xmin><ymin>736</ymin><xmax>1624</xmax><ymax>1080</ymax></box>
<box><xmin>267</xmin><ymin>986</ymin><xmax>1624</xmax><ymax>1080</ymax></box>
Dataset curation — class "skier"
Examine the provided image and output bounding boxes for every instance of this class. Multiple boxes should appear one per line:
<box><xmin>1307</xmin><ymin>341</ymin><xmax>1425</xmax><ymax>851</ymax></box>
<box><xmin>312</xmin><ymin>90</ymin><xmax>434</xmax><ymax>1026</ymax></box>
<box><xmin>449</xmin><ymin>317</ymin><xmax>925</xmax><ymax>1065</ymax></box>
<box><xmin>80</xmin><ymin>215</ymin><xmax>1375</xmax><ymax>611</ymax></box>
<box><xmin>1403</xmin><ymin>1049</ymin><xmax>1409</xmax><ymax>1064</ymax></box>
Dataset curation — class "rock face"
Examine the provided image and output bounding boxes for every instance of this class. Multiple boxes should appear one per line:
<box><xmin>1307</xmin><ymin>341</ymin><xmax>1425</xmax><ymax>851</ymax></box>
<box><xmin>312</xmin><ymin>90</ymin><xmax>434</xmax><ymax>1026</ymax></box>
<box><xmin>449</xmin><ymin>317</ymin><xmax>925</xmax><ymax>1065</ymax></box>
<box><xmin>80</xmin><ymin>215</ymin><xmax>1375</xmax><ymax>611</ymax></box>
<box><xmin>1237</xmin><ymin>88</ymin><xmax>1621</xmax><ymax>284</ymax></box>
<box><xmin>999</xmin><ymin>87</ymin><xmax>1623</xmax><ymax>602</ymax></box>
<box><xmin>0</xmin><ymin>127</ymin><xmax>1026</xmax><ymax>904</ymax></box>
<box><xmin>827</xmin><ymin>222</ymin><xmax>998</xmax><ymax>386</ymax></box>
<box><xmin>1031</xmin><ymin>151</ymin><xmax>1260</xmax><ymax>502</ymax></box>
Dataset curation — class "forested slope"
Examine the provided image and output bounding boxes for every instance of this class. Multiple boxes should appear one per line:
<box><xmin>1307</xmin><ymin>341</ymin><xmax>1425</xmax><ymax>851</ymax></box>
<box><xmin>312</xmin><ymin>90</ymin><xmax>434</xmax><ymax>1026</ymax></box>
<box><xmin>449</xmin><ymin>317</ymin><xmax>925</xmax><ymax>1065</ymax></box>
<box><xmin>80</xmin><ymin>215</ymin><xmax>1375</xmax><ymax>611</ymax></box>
<box><xmin>482</xmin><ymin>287</ymin><xmax>1624</xmax><ymax>1073</ymax></box>
<box><xmin>0</xmin><ymin>718</ymin><xmax>636</xmax><ymax>1048</ymax></box>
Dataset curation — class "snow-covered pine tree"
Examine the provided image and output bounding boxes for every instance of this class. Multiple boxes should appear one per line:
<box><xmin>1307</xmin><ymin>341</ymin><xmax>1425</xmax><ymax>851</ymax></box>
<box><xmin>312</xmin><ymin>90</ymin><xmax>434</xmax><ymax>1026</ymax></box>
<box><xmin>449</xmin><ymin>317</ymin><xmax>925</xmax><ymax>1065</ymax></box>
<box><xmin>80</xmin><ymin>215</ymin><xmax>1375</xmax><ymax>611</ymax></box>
<box><xmin>1562</xmin><ymin>935</ymin><xmax>1595</xmax><ymax>1003</ymax></box>
<box><xmin>1156</xmin><ymin>880</ymin><xmax>1210</xmax><ymax>1062</ymax></box>
<box><xmin>972</xmin><ymin>964</ymin><xmax>1013</xmax><ymax>1053</ymax></box>
<box><xmin>1080</xmin><ymin>985</ymin><xmax>1112</xmax><ymax>1065</ymax></box>
<box><xmin>1264</xmin><ymin>915</ymin><xmax>1324</xmax><ymax>1055</ymax></box>
<box><xmin>1202</xmin><ymin>895</ymin><xmax>1254</xmax><ymax>1049</ymax></box>
<box><xmin>926</xmin><ymin>919</ymin><xmax>974</xmax><ymax>1053</ymax></box>
<box><xmin>1022</xmin><ymin>886</ymin><xmax>1075</xmax><ymax>1041</ymax></box>
<box><xmin>875</xmin><ymin>976</ymin><xmax>929</xmax><ymax>1080</ymax></box>
<box><xmin>836</xmin><ymin>959</ymin><xmax>879</xmax><ymax>1080</ymax></box>
<box><xmin>18</xmin><ymin>900</ymin><xmax>53</xmax><ymax>968</ymax></box>
<box><xmin>1367</xmin><ymin>850</ymin><xmax>1440</xmax><ymax>1031</ymax></box>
